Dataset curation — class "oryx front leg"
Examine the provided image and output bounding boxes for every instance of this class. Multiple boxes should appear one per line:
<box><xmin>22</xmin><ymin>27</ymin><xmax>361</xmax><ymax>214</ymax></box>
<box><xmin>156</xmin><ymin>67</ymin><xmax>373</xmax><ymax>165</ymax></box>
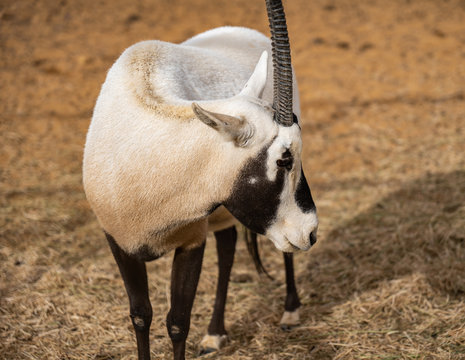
<box><xmin>199</xmin><ymin>226</ymin><xmax>237</xmax><ymax>355</ymax></box>
<box><xmin>167</xmin><ymin>242</ymin><xmax>206</xmax><ymax>360</ymax></box>
<box><xmin>106</xmin><ymin>233</ymin><xmax>153</xmax><ymax>360</ymax></box>
<box><xmin>280</xmin><ymin>252</ymin><xmax>301</xmax><ymax>330</ymax></box>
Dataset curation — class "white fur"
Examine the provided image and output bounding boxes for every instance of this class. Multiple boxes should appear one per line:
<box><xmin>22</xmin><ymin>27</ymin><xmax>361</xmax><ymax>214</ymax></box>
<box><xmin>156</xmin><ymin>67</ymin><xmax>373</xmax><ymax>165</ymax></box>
<box><xmin>266</xmin><ymin>174</ymin><xmax>319</xmax><ymax>252</ymax></box>
<box><xmin>199</xmin><ymin>334</ymin><xmax>228</xmax><ymax>351</ymax></box>
<box><xmin>248</xmin><ymin>177</ymin><xmax>258</xmax><ymax>185</ymax></box>
<box><xmin>83</xmin><ymin>26</ymin><xmax>314</xmax><ymax>255</ymax></box>
<box><xmin>263</xmin><ymin>124</ymin><xmax>318</xmax><ymax>251</ymax></box>
<box><xmin>266</xmin><ymin>124</ymin><xmax>301</xmax><ymax>182</ymax></box>
<box><xmin>280</xmin><ymin>309</ymin><xmax>300</xmax><ymax>327</ymax></box>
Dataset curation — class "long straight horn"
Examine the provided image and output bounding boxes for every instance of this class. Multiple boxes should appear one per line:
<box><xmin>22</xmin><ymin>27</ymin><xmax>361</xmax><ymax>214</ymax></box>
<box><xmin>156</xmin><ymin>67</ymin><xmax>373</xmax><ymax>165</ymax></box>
<box><xmin>265</xmin><ymin>0</ymin><xmax>294</xmax><ymax>126</ymax></box>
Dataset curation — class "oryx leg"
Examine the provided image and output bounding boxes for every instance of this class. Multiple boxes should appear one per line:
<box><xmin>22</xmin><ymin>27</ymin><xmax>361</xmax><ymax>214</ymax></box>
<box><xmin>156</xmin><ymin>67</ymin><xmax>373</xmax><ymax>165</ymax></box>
<box><xmin>199</xmin><ymin>226</ymin><xmax>237</xmax><ymax>355</ymax></box>
<box><xmin>106</xmin><ymin>233</ymin><xmax>153</xmax><ymax>360</ymax></box>
<box><xmin>167</xmin><ymin>242</ymin><xmax>206</xmax><ymax>360</ymax></box>
<box><xmin>280</xmin><ymin>252</ymin><xmax>301</xmax><ymax>330</ymax></box>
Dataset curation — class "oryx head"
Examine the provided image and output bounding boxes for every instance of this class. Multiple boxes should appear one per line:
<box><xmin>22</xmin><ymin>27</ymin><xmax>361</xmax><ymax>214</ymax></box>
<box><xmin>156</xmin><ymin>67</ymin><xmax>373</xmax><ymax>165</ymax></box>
<box><xmin>192</xmin><ymin>0</ymin><xmax>318</xmax><ymax>252</ymax></box>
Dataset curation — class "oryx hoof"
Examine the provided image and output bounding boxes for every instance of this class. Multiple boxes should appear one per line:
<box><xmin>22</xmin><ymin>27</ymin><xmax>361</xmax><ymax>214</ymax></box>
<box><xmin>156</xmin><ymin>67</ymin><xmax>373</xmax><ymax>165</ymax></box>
<box><xmin>198</xmin><ymin>334</ymin><xmax>228</xmax><ymax>356</ymax></box>
<box><xmin>280</xmin><ymin>308</ymin><xmax>300</xmax><ymax>331</ymax></box>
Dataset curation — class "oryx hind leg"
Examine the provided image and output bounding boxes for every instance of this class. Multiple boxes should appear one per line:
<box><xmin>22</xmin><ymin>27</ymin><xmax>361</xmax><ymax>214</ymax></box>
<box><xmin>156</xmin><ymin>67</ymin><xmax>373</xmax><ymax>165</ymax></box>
<box><xmin>199</xmin><ymin>226</ymin><xmax>237</xmax><ymax>355</ymax></box>
<box><xmin>106</xmin><ymin>233</ymin><xmax>153</xmax><ymax>360</ymax></box>
<box><xmin>168</xmin><ymin>242</ymin><xmax>206</xmax><ymax>360</ymax></box>
<box><xmin>280</xmin><ymin>252</ymin><xmax>301</xmax><ymax>330</ymax></box>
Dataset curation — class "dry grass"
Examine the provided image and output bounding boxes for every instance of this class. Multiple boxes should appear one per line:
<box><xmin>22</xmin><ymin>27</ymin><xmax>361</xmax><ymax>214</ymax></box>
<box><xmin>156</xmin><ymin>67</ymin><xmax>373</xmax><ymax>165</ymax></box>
<box><xmin>1</xmin><ymin>0</ymin><xmax>465</xmax><ymax>359</ymax></box>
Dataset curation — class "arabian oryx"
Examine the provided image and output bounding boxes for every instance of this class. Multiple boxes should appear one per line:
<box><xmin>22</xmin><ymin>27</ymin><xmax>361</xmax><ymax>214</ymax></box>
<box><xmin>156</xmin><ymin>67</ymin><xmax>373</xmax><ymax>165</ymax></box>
<box><xmin>83</xmin><ymin>0</ymin><xmax>318</xmax><ymax>358</ymax></box>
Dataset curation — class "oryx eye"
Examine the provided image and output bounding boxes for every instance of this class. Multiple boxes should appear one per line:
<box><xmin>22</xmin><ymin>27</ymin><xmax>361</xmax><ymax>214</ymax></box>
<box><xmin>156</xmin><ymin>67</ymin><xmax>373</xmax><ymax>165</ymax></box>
<box><xmin>276</xmin><ymin>149</ymin><xmax>293</xmax><ymax>170</ymax></box>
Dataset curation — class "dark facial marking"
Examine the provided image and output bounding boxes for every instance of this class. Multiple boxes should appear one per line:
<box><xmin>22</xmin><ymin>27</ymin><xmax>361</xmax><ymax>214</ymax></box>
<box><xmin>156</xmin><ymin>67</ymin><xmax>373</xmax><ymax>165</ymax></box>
<box><xmin>292</xmin><ymin>113</ymin><xmax>299</xmax><ymax>125</ymax></box>
<box><xmin>295</xmin><ymin>169</ymin><xmax>316</xmax><ymax>213</ymax></box>
<box><xmin>223</xmin><ymin>144</ymin><xmax>285</xmax><ymax>235</ymax></box>
<box><xmin>277</xmin><ymin>149</ymin><xmax>293</xmax><ymax>170</ymax></box>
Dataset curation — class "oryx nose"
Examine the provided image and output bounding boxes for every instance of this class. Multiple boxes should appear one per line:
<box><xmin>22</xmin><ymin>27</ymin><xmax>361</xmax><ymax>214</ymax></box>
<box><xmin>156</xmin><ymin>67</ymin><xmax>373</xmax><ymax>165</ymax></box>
<box><xmin>309</xmin><ymin>231</ymin><xmax>317</xmax><ymax>246</ymax></box>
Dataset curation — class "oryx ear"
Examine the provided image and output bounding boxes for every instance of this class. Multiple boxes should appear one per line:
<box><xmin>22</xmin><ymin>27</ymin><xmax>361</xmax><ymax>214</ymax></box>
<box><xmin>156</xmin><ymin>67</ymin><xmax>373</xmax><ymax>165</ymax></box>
<box><xmin>239</xmin><ymin>51</ymin><xmax>268</xmax><ymax>99</ymax></box>
<box><xmin>192</xmin><ymin>103</ymin><xmax>255</xmax><ymax>147</ymax></box>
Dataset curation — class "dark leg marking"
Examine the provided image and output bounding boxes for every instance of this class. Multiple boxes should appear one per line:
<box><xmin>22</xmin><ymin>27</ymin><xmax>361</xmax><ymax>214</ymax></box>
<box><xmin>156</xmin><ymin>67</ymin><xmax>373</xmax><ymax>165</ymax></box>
<box><xmin>283</xmin><ymin>252</ymin><xmax>301</xmax><ymax>311</ymax></box>
<box><xmin>209</xmin><ymin>226</ymin><xmax>237</xmax><ymax>336</ymax></box>
<box><xmin>167</xmin><ymin>242</ymin><xmax>206</xmax><ymax>360</ymax></box>
<box><xmin>199</xmin><ymin>226</ymin><xmax>237</xmax><ymax>355</ymax></box>
<box><xmin>281</xmin><ymin>252</ymin><xmax>301</xmax><ymax>331</ymax></box>
<box><xmin>106</xmin><ymin>233</ymin><xmax>153</xmax><ymax>360</ymax></box>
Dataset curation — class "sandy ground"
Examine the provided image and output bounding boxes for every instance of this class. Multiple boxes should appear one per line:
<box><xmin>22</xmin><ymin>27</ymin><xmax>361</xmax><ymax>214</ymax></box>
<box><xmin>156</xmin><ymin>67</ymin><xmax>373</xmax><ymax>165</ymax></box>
<box><xmin>1</xmin><ymin>0</ymin><xmax>465</xmax><ymax>359</ymax></box>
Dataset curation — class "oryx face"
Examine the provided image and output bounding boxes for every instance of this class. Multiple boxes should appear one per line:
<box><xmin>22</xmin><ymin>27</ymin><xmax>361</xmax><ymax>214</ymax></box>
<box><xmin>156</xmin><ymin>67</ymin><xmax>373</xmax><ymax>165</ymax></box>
<box><xmin>193</xmin><ymin>97</ymin><xmax>318</xmax><ymax>252</ymax></box>
<box><xmin>192</xmin><ymin>32</ymin><xmax>318</xmax><ymax>252</ymax></box>
<box><xmin>223</xmin><ymin>120</ymin><xmax>318</xmax><ymax>252</ymax></box>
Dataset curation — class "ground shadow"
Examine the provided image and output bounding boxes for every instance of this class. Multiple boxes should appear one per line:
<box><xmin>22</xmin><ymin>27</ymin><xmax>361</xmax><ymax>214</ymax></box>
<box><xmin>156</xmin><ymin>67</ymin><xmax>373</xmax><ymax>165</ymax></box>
<box><xmin>303</xmin><ymin>170</ymin><xmax>465</xmax><ymax>305</ymax></box>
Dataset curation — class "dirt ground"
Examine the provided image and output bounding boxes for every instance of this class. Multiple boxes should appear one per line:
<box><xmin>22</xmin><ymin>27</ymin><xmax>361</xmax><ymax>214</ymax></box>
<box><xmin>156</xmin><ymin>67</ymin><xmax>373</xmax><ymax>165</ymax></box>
<box><xmin>1</xmin><ymin>0</ymin><xmax>465</xmax><ymax>359</ymax></box>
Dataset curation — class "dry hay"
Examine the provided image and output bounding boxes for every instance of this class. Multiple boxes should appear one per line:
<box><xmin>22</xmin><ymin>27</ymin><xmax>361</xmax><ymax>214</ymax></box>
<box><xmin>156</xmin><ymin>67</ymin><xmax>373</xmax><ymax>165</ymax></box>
<box><xmin>1</xmin><ymin>0</ymin><xmax>465</xmax><ymax>359</ymax></box>
<box><xmin>2</xmin><ymin>165</ymin><xmax>465</xmax><ymax>360</ymax></box>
